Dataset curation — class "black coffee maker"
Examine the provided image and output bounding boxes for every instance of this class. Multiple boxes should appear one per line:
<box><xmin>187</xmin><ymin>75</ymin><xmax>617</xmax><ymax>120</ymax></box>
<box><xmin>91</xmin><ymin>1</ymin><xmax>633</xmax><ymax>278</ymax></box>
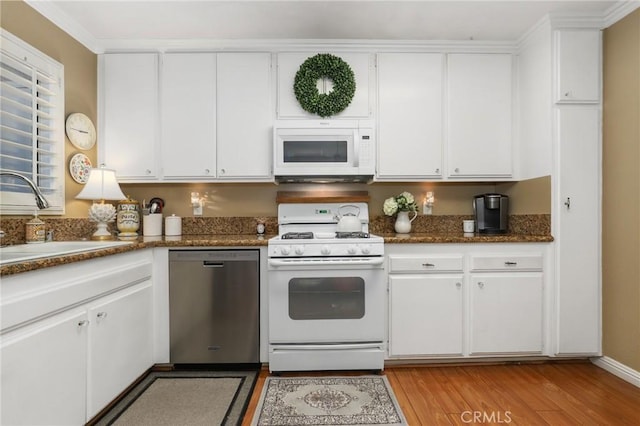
<box><xmin>473</xmin><ymin>194</ymin><xmax>509</xmax><ymax>234</ymax></box>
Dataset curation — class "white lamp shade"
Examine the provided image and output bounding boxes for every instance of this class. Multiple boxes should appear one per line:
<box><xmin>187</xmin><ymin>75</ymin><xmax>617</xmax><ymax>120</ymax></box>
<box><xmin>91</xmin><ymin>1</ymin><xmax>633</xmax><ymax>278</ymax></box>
<box><xmin>76</xmin><ymin>167</ymin><xmax>126</xmax><ymax>201</ymax></box>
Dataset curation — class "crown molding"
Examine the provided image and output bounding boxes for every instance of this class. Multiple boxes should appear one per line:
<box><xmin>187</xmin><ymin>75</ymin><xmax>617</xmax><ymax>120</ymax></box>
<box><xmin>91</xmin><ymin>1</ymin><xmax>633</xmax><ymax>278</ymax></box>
<box><xmin>25</xmin><ymin>0</ymin><xmax>102</xmax><ymax>53</ymax></box>
<box><xmin>602</xmin><ymin>0</ymin><xmax>640</xmax><ymax>28</ymax></box>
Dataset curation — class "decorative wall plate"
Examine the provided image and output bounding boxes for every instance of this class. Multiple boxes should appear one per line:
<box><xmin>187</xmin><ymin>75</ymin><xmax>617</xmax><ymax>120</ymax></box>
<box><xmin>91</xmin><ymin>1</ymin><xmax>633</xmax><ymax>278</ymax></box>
<box><xmin>69</xmin><ymin>152</ymin><xmax>92</xmax><ymax>184</ymax></box>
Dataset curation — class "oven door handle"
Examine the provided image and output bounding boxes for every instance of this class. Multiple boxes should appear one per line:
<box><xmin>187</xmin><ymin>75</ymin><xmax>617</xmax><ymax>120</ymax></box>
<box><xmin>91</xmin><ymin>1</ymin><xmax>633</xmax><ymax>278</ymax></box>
<box><xmin>268</xmin><ymin>257</ymin><xmax>384</xmax><ymax>267</ymax></box>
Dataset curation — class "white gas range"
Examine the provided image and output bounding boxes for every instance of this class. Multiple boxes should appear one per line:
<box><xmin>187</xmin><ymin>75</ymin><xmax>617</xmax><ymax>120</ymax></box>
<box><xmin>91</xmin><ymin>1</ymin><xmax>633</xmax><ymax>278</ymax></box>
<box><xmin>267</xmin><ymin>202</ymin><xmax>386</xmax><ymax>373</ymax></box>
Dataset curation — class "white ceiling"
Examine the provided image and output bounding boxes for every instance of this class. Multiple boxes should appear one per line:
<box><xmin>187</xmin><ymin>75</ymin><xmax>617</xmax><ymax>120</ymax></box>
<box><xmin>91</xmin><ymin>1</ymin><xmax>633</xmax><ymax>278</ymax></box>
<box><xmin>26</xmin><ymin>0</ymin><xmax>640</xmax><ymax>52</ymax></box>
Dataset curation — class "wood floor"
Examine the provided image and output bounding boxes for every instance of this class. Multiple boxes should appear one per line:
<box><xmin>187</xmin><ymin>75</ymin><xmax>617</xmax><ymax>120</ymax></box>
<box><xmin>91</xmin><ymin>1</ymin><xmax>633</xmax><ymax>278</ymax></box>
<box><xmin>241</xmin><ymin>361</ymin><xmax>640</xmax><ymax>425</ymax></box>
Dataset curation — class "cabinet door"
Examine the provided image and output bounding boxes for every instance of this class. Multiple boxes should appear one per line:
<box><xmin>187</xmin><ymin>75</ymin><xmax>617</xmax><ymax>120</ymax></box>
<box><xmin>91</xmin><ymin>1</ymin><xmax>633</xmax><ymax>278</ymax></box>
<box><xmin>555</xmin><ymin>30</ymin><xmax>601</xmax><ymax>103</ymax></box>
<box><xmin>555</xmin><ymin>107</ymin><xmax>600</xmax><ymax>355</ymax></box>
<box><xmin>389</xmin><ymin>275</ymin><xmax>463</xmax><ymax>356</ymax></box>
<box><xmin>87</xmin><ymin>282</ymin><xmax>153</xmax><ymax>418</ymax></box>
<box><xmin>100</xmin><ymin>53</ymin><xmax>158</xmax><ymax>180</ymax></box>
<box><xmin>470</xmin><ymin>274</ymin><xmax>543</xmax><ymax>354</ymax></box>
<box><xmin>161</xmin><ymin>53</ymin><xmax>216</xmax><ymax>178</ymax></box>
<box><xmin>447</xmin><ymin>53</ymin><xmax>512</xmax><ymax>178</ymax></box>
<box><xmin>377</xmin><ymin>53</ymin><xmax>443</xmax><ymax>179</ymax></box>
<box><xmin>217</xmin><ymin>53</ymin><xmax>273</xmax><ymax>179</ymax></box>
<box><xmin>277</xmin><ymin>52</ymin><xmax>371</xmax><ymax>118</ymax></box>
<box><xmin>1</xmin><ymin>310</ymin><xmax>88</xmax><ymax>425</ymax></box>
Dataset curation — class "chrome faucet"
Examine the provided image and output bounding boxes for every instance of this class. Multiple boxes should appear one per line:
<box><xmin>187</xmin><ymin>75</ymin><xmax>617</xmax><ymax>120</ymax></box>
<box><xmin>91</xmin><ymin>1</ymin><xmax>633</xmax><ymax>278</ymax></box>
<box><xmin>0</xmin><ymin>171</ymin><xmax>50</xmax><ymax>209</ymax></box>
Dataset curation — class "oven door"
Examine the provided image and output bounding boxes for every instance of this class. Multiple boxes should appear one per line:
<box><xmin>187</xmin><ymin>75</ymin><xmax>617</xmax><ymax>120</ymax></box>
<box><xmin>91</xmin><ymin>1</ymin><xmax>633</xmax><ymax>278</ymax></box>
<box><xmin>267</xmin><ymin>257</ymin><xmax>385</xmax><ymax>344</ymax></box>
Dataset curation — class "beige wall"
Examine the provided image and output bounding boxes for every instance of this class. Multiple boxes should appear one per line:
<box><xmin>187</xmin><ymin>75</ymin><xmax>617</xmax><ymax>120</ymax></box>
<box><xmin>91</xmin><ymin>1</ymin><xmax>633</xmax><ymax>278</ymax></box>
<box><xmin>1</xmin><ymin>0</ymin><xmax>97</xmax><ymax>217</ymax></box>
<box><xmin>602</xmin><ymin>8</ymin><xmax>640</xmax><ymax>372</ymax></box>
<box><xmin>119</xmin><ymin>177</ymin><xmax>550</xmax><ymax>218</ymax></box>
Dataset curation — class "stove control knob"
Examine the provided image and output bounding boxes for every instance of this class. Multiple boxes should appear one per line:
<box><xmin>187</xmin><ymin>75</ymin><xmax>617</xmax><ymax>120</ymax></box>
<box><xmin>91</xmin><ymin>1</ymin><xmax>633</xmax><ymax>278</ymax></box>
<box><xmin>280</xmin><ymin>246</ymin><xmax>291</xmax><ymax>255</ymax></box>
<box><xmin>294</xmin><ymin>245</ymin><xmax>305</xmax><ymax>255</ymax></box>
<box><xmin>321</xmin><ymin>245</ymin><xmax>331</xmax><ymax>255</ymax></box>
<box><xmin>347</xmin><ymin>245</ymin><xmax>357</xmax><ymax>255</ymax></box>
<box><xmin>361</xmin><ymin>245</ymin><xmax>371</xmax><ymax>255</ymax></box>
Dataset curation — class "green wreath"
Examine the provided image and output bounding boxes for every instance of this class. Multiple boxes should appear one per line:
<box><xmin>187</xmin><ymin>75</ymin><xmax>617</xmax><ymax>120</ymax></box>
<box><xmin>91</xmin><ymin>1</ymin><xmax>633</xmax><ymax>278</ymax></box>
<box><xmin>294</xmin><ymin>54</ymin><xmax>356</xmax><ymax>118</ymax></box>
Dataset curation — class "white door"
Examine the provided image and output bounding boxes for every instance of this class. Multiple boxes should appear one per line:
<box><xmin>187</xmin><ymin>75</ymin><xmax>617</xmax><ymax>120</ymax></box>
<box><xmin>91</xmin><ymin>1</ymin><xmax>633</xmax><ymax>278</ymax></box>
<box><xmin>161</xmin><ymin>53</ymin><xmax>216</xmax><ymax>178</ymax></box>
<box><xmin>100</xmin><ymin>53</ymin><xmax>159</xmax><ymax>180</ymax></box>
<box><xmin>87</xmin><ymin>282</ymin><xmax>153</xmax><ymax>418</ymax></box>
<box><xmin>470</xmin><ymin>274</ymin><xmax>543</xmax><ymax>354</ymax></box>
<box><xmin>555</xmin><ymin>107</ymin><xmax>601</xmax><ymax>354</ymax></box>
<box><xmin>377</xmin><ymin>53</ymin><xmax>443</xmax><ymax>179</ymax></box>
<box><xmin>216</xmin><ymin>53</ymin><xmax>273</xmax><ymax>179</ymax></box>
<box><xmin>389</xmin><ymin>275</ymin><xmax>463</xmax><ymax>356</ymax></box>
<box><xmin>447</xmin><ymin>53</ymin><xmax>513</xmax><ymax>178</ymax></box>
<box><xmin>1</xmin><ymin>309</ymin><xmax>88</xmax><ymax>425</ymax></box>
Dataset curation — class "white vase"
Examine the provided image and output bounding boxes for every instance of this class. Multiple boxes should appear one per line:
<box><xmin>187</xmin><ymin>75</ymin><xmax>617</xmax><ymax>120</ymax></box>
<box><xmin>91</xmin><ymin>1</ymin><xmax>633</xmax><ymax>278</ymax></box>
<box><xmin>394</xmin><ymin>210</ymin><xmax>417</xmax><ymax>234</ymax></box>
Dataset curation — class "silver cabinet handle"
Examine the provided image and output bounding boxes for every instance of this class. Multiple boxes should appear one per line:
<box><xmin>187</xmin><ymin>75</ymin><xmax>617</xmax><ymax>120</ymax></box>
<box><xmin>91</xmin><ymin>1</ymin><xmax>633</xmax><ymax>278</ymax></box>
<box><xmin>456</xmin><ymin>282</ymin><xmax>462</xmax><ymax>289</ymax></box>
<box><xmin>220</xmin><ymin>168</ymin><xmax>226</xmax><ymax>175</ymax></box>
<box><xmin>435</xmin><ymin>168</ymin><xmax>440</xmax><ymax>174</ymax></box>
<box><xmin>505</xmin><ymin>261</ymin><xmax>517</xmax><ymax>266</ymax></box>
<box><xmin>454</xmin><ymin>168</ymin><xmax>460</xmax><ymax>173</ymax></box>
<box><xmin>78</xmin><ymin>320</ymin><xmax>90</xmax><ymax>327</ymax></box>
<box><xmin>564</xmin><ymin>197</ymin><xmax>571</xmax><ymax>209</ymax></box>
<box><xmin>97</xmin><ymin>312</ymin><xmax>108</xmax><ymax>319</ymax></box>
<box><xmin>145</xmin><ymin>169</ymin><xmax>151</xmax><ymax>175</ymax></box>
<box><xmin>205</xmin><ymin>169</ymin><xmax>210</xmax><ymax>175</ymax></box>
<box><xmin>422</xmin><ymin>263</ymin><xmax>435</xmax><ymax>267</ymax></box>
<box><xmin>477</xmin><ymin>282</ymin><xmax>484</xmax><ymax>289</ymax></box>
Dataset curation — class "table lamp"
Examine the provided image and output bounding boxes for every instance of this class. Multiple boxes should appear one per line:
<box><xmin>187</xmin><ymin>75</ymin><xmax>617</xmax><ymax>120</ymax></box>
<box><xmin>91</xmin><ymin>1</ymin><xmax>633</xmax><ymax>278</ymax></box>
<box><xmin>76</xmin><ymin>165</ymin><xmax>126</xmax><ymax>240</ymax></box>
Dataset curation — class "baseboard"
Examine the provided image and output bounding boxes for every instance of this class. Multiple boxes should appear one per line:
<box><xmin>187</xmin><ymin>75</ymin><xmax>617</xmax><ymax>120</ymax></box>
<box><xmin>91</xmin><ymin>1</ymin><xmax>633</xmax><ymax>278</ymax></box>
<box><xmin>591</xmin><ymin>356</ymin><xmax>640</xmax><ymax>388</ymax></box>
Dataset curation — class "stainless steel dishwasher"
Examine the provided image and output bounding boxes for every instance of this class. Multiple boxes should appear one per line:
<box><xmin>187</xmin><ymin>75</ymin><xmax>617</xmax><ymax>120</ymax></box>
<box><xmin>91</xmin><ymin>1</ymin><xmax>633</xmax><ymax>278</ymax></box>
<box><xmin>169</xmin><ymin>250</ymin><xmax>259</xmax><ymax>364</ymax></box>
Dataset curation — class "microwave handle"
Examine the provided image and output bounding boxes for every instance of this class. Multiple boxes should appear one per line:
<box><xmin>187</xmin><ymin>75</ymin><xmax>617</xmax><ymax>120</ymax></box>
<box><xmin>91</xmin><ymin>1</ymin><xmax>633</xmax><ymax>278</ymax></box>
<box><xmin>353</xmin><ymin>129</ymin><xmax>359</xmax><ymax>167</ymax></box>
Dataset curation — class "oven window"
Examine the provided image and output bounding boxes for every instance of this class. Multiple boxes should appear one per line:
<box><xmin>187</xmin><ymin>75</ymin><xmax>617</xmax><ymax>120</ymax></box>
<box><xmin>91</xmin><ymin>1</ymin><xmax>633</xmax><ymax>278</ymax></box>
<box><xmin>288</xmin><ymin>277</ymin><xmax>365</xmax><ymax>320</ymax></box>
<box><xmin>283</xmin><ymin>140</ymin><xmax>348</xmax><ymax>163</ymax></box>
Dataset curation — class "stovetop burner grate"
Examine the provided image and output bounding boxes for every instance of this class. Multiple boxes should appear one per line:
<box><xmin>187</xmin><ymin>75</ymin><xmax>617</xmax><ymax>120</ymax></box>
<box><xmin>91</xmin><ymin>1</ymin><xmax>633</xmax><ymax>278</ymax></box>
<box><xmin>335</xmin><ymin>232</ymin><xmax>370</xmax><ymax>239</ymax></box>
<box><xmin>281</xmin><ymin>232</ymin><xmax>314</xmax><ymax>240</ymax></box>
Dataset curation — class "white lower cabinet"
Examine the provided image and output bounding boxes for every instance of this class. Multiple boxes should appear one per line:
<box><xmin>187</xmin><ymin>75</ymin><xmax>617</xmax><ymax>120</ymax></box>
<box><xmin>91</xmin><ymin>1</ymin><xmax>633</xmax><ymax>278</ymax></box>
<box><xmin>0</xmin><ymin>251</ymin><xmax>154</xmax><ymax>425</ymax></box>
<box><xmin>387</xmin><ymin>244</ymin><xmax>549</xmax><ymax>360</ymax></box>
<box><xmin>469</xmin><ymin>274</ymin><xmax>543</xmax><ymax>354</ymax></box>
<box><xmin>389</xmin><ymin>275</ymin><xmax>463</xmax><ymax>356</ymax></box>
<box><xmin>1</xmin><ymin>309</ymin><xmax>89</xmax><ymax>426</ymax></box>
<box><xmin>88</xmin><ymin>282</ymin><xmax>153</xmax><ymax>419</ymax></box>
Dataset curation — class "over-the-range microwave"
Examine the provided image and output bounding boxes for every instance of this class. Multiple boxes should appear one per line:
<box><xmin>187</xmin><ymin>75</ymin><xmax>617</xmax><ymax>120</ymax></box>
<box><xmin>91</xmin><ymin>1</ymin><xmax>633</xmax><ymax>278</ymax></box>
<box><xmin>273</xmin><ymin>120</ymin><xmax>375</xmax><ymax>183</ymax></box>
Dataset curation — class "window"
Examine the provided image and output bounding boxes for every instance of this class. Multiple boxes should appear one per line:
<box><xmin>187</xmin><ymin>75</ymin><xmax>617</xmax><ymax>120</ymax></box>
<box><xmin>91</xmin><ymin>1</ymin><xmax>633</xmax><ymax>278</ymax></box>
<box><xmin>1</xmin><ymin>29</ymin><xmax>65</xmax><ymax>215</ymax></box>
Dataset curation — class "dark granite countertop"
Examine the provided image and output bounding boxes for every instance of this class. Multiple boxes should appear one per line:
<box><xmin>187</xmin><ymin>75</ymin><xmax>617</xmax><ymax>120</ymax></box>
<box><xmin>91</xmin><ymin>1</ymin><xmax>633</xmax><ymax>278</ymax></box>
<box><xmin>1</xmin><ymin>232</ymin><xmax>552</xmax><ymax>276</ymax></box>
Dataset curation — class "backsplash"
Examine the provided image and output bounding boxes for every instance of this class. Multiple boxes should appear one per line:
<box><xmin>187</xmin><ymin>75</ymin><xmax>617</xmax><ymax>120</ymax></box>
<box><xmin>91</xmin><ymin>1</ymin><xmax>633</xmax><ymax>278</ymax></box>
<box><xmin>0</xmin><ymin>214</ymin><xmax>550</xmax><ymax>245</ymax></box>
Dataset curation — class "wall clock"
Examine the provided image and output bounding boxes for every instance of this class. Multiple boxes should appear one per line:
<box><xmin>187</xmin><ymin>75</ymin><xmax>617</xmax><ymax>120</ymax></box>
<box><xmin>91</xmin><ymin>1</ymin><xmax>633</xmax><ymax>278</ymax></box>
<box><xmin>65</xmin><ymin>112</ymin><xmax>96</xmax><ymax>150</ymax></box>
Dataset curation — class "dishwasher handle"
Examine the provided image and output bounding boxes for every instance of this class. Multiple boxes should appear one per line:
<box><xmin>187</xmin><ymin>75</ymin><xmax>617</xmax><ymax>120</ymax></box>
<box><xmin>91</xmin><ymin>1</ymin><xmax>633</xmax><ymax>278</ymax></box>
<box><xmin>203</xmin><ymin>261</ymin><xmax>225</xmax><ymax>268</ymax></box>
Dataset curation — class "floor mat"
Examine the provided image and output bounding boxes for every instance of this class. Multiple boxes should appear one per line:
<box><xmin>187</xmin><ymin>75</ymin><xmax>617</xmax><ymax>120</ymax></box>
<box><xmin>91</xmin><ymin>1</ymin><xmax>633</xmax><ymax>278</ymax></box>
<box><xmin>95</xmin><ymin>370</ymin><xmax>258</xmax><ymax>426</ymax></box>
<box><xmin>251</xmin><ymin>375</ymin><xmax>407</xmax><ymax>426</ymax></box>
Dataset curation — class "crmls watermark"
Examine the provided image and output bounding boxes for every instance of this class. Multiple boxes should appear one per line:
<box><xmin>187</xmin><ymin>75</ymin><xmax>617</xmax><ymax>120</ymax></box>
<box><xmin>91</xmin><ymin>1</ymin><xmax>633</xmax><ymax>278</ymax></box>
<box><xmin>460</xmin><ymin>410</ymin><xmax>513</xmax><ymax>424</ymax></box>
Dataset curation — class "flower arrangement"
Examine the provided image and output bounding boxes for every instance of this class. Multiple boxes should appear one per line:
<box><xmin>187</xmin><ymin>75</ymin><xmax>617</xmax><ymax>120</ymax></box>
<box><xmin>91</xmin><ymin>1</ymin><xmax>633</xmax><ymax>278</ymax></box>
<box><xmin>383</xmin><ymin>191</ymin><xmax>418</xmax><ymax>216</ymax></box>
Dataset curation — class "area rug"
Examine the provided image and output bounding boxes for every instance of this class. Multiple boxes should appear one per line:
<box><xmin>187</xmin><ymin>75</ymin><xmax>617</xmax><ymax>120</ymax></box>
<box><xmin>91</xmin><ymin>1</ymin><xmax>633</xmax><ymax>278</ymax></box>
<box><xmin>95</xmin><ymin>370</ymin><xmax>258</xmax><ymax>426</ymax></box>
<box><xmin>251</xmin><ymin>375</ymin><xmax>408</xmax><ymax>426</ymax></box>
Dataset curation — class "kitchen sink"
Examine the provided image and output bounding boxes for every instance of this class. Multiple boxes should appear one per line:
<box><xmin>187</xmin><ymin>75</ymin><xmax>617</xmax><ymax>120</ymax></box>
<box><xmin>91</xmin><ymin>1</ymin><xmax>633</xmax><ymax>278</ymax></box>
<box><xmin>0</xmin><ymin>241</ymin><xmax>134</xmax><ymax>265</ymax></box>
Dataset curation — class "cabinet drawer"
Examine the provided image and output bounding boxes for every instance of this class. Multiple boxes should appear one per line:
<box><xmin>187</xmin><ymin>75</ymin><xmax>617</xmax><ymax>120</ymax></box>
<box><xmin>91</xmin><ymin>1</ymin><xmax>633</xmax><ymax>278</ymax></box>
<box><xmin>389</xmin><ymin>255</ymin><xmax>464</xmax><ymax>273</ymax></box>
<box><xmin>470</xmin><ymin>254</ymin><xmax>543</xmax><ymax>272</ymax></box>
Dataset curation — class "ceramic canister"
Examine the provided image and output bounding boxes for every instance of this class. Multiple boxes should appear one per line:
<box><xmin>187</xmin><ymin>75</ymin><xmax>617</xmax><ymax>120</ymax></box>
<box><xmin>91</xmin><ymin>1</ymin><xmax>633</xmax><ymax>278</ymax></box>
<box><xmin>165</xmin><ymin>214</ymin><xmax>182</xmax><ymax>236</ymax></box>
<box><xmin>116</xmin><ymin>197</ymin><xmax>140</xmax><ymax>238</ymax></box>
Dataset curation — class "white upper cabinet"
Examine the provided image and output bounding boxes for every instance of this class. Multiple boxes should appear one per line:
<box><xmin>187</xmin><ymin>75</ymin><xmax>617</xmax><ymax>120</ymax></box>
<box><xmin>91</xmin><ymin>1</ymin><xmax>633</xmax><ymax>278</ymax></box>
<box><xmin>216</xmin><ymin>52</ymin><xmax>273</xmax><ymax>180</ymax></box>
<box><xmin>161</xmin><ymin>53</ymin><xmax>217</xmax><ymax>179</ymax></box>
<box><xmin>377</xmin><ymin>53</ymin><xmax>444</xmax><ymax>180</ymax></box>
<box><xmin>446</xmin><ymin>53</ymin><xmax>513</xmax><ymax>178</ymax></box>
<box><xmin>100</xmin><ymin>53</ymin><xmax>159</xmax><ymax>180</ymax></box>
<box><xmin>277</xmin><ymin>52</ymin><xmax>372</xmax><ymax>118</ymax></box>
<box><xmin>555</xmin><ymin>29</ymin><xmax>601</xmax><ymax>103</ymax></box>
